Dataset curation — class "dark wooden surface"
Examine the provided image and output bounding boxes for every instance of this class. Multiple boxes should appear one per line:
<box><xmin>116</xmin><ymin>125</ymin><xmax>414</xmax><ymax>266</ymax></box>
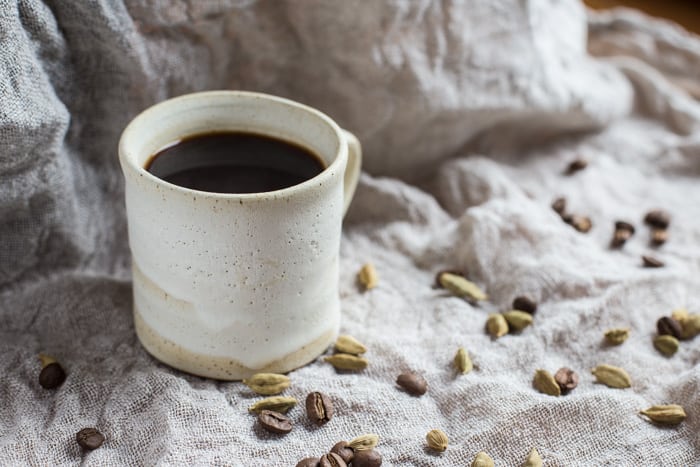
<box><xmin>584</xmin><ymin>0</ymin><xmax>700</xmax><ymax>34</ymax></box>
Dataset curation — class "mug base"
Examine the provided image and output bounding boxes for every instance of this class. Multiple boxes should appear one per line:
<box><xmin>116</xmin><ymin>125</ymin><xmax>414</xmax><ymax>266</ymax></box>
<box><xmin>133</xmin><ymin>307</ymin><xmax>336</xmax><ymax>380</ymax></box>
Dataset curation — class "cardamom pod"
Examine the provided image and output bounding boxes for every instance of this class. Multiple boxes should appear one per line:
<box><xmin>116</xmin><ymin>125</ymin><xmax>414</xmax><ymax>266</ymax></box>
<box><xmin>533</xmin><ymin>369</ymin><xmax>561</xmax><ymax>396</ymax></box>
<box><xmin>680</xmin><ymin>313</ymin><xmax>700</xmax><ymax>340</ymax></box>
<box><xmin>653</xmin><ymin>335</ymin><xmax>679</xmax><ymax>357</ymax></box>
<box><xmin>425</xmin><ymin>429</ymin><xmax>448</xmax><ymax>452</ymax></box>
<box><xmin>453</xmin><ymin>347</ymin><xmax>472</xmax><ymax>374</ymax></box>
<box><xmin>471</xmin><ymin>451</ymin><xmax>495</xmax><ymax>467</ymax></box>
<box><xmin>604</xmin><ymin>328</ymin><xmax>629</xmax><ymax>346</ymax></box>
<box><xmin>502</xmin><ymin>310</ymin><xmax>533</xmax><ymax>332</ymax></box>
<box><xmin>358</xmin><ymin>263</ymin><xmax>378</xmax><ymax>290</ymax></box>
<box><xmin>671</xmin><ymin>308</ymin><xmax>689</xmax><ymax>324</ymax></box>
<box><xmin>591</xmin><ymin>364</ymin><xmax>631</xmax><ymax>389</ymax></box>
<box><xmin>242</xmin><ymin>373</ymin><xmax>291</xmax><ymax>395</ymax></box>
<box><xmin>640</xmin><ymin>404</ymin><xmax>687</xmax><ymax>426</ymax></box>
<box><xmin>438</xmin><ymin>272</ymin><xmax>488</xmax><ymax>301</ymax></box>
<box><xmin>335</xmin><ymin>335</ymin><xmax>367</xmax><ymax>355</ymax></box>
<box><xmin>38</xmin><ymin>354</ymin><xmax>57</xmax><ymax>367</ymax></box>
<box><xmin>486</xmin><ymin>313</ymin><xmax>509</xmax><ymax>338</ymax></box>
<box><xmin>248</xmin><ymin>396</ymin><xmax>297</xmax><ymax>414</ymax></box>
<box><xmin>324</xmin><ymin>353</ymin><xmax>368</xmax><ymax>371</ymax></box>
<box><xmin>348</xmin><ymin>433</ymin><xmax>379</xmax><ymax>451</ymax></box>
<box><xmin>524</xmin><ymin>447</ymin><xmax>542</xmax><ymax>467</ymax></box>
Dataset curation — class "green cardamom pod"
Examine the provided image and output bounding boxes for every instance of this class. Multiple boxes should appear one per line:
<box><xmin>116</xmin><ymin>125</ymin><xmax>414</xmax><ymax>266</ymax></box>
<box><xmin>604</xmin><ymin>328</ymin><xmax>629</xmax><ymax>346</ymax></box>
<box><xmin>324</xmin><ymin>353</ymin><xmax>368</xmax><ymax>371</ymax></box>
<box><xmin>248</xmin><ymin>396</ymin><xmax>297</xmax><ymax>414</ymax></box>
<box><xmin>486</xmin><ymin>313</ymin><xmax>509</xmax><ymax>338</ymax></box>
<box><xmin>348</xmin><ymin>433</ymin><xmax>379</xmax><ymax>451</ymax></box>
<box><xmin>438</xmin><ymin>272</ymin><xmax>488</xmax><ymax>301</ymax></box>
<box><xmin>524</xmin><ymin>447</ymin><xmax>542</xmax><ymax>467</ymax></box>
<box><xmin>358</xmin><ymin>263</ymin><xmax>378</xmax><ymax>290</ymax></box>
<box><xmin>242</xmin><ymin>373</ymin><xmax>291</xmax><ymax>395</ymax></box>
<box><xmin>471</xmin><ymin>451</ymin><xmax>495</xmax><ymax>467</ymax></box>
<box><xmin>335</xmin><ymin>335</ymin><xmax>367</xmax><ymax>355</ymax></box>
<box><xmin>681</xmin><ymin>313</ymin><xmax>700</xmax><ymax>340</ymax></box>
<box><xmin>453</xmin><ymin>347</ymin><xmax>473</xmax><ymax>374</ymax></box>
<box><xmin>502</xmin><ymin>310</ymin><xmax>533</xmax><ymax>332</ymax></box>
<box><xmin>425</xmin><ymin>429</ymin><xmax>448</xmax><ymax>452</ymax></box>
<box><xmin>640</xmin><ymin>404</ymin><xmax>686</xmax><ymax>426</ymax></box>
<box><xmin>653</xmin><ymin>335</ymin><xmax>679</xmax><ymax>357</ymax></box>
<box><xmin>533</xmin><ymin>369</ymin><xmax>561</xmax><ymax>396</ymax></box>
<box><xmin>591</xmin><ymin>364</ymin><xmax>631</xmax><ymax>389</ymax></box>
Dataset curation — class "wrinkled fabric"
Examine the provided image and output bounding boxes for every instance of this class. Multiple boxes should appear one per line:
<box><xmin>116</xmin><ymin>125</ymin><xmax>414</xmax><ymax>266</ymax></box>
<box><xmin>0</xmin><ymin>1</ymin><xmax>699</xmax><ymax>465</ymax></box>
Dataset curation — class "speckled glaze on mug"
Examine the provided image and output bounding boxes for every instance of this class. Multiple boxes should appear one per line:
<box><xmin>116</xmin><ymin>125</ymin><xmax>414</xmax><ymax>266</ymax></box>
<box><xmin>119</xmin><ymin>91</ymin><xmax>361</xmax><ymax>380</ymax></box>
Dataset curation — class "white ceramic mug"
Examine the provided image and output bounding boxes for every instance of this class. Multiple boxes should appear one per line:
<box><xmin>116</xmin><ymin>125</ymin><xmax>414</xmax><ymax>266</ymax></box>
<box><xmin>119</xmin><ymin>91</ymin><xmax>361</xmax><ymax>380</ymax></box>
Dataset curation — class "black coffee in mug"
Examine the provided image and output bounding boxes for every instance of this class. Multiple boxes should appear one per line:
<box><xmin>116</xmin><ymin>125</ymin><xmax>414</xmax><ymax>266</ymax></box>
<box><xmin>145</xmin><ymin>131</ymin><xmax>325</xmax><ymax>194</ymax></box>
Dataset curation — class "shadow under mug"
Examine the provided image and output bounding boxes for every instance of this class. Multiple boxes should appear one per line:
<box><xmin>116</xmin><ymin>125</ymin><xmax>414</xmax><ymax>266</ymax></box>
<box><xmin>118</xmin><ymin>90</ymin><xmax>361</xmax><ymax>380</ymax></box>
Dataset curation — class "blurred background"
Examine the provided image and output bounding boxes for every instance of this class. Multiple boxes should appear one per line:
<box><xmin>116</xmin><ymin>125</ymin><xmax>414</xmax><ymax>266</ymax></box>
<box><xmin>585</xmin><ymin>0</ymin><xmax>700</xmax><ymax>33</ymax></box>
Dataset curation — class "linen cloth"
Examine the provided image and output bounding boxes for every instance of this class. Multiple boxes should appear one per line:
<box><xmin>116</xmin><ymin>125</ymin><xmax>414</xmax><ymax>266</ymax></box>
<box><xmin>1</xmin><ymin>1</ymin><xmax>699</xmax><ymax>465</ymax></box>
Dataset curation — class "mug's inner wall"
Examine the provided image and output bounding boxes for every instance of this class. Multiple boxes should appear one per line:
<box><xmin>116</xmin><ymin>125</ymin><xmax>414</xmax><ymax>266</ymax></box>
<box><xmin>122</xmin><ymin>93</ymin><xmax>340</xmax><ymax>182</ymax></box>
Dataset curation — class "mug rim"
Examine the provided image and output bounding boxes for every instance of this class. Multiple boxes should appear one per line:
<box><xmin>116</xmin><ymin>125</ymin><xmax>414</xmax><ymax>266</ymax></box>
<box><xmin>118</xmin><ymin>90</ymin><xmax>347</xmax><ymax>200</ymax></box>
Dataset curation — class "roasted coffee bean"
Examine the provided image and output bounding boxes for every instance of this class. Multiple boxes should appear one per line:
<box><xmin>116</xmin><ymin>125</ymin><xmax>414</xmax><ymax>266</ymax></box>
<box><xmin>611</xmin><ymin>221</ymin><xmax>635</xmax><ymax>248</ymax></box>
<box><xmin>352</xmin><ymin>449</ymin><xmax>383</xmax><ymax>467</ymax></box>
<box><xmin>39</xmin><ymin>362</ymin><xmax>66</xmax><ymax>389</ymax></box>
<box><xmin>642</xmin><ymin>255</ymin><xmax>664</xmax><ymax>268</ymax></box>
<box><xmin>569</xmin><ymin>215</ymin><xmax>592</xmax><ymax>233</ymax></box>
<box><xmin>258</xmin><ymin>409</ymin><xmax>293</xmax><ymax>434</ymax></box>
<box><xmin>319</xmin><ymin>452</ymin><xmax>347</xmax><ymax>467</ymax></box>
<box><xmin>512</xmin><ymin>296</ymin><xmax>537</xmax><ymax>314</ymax></box>
<box><xmin>565</xmin><ymin>159</ymin><xmax>587</xmax><ymax>175</ymax></box>
<box><xmin>551</xmin><ymin>197</ymin><xmax>567</xmax><ymax>215</ymax></box>
<box><xmin>396</xmin><ymin>372</ymin><xmax>427</xmax><ymax>396</ymax></box>
<box><xmin>554</xmin><ymin>367</ymin><xmax>579</xmax><ymax>393</ymax></box>
<box><xmin>651</xmin><ymin>228</ymin><xmax>668</xmax><ymax>246</ymax></box>
<box><xmin>306</xmin><ymin>392</ymin><xmax>334</xmax><ymax>425</ymax></box>
<box><xmin>296</xmin><ymin>458</ymin><xmax>321</xmax><ymax>467</ymax></box>
<box><xmin>76</xmin><ymin>428</ymin><xmax>105</xmax><ymax>450</ymax></box>
<box><xmin>330</xmin><ymin>441</ymin><xmax>354</xmax><ymax>464</ymax></box>
<box><xmin>614</xmin><ymin>221</ymin><xmax>635</xmax><ymax>234</ymax></box>
<box><xmin>644</xmin><ymin>209</ymin><xmax>670</xmax><ymax>229</ymax></box>
<box><xmin>657</xmin><ymin>316</ymin><xmax>682</xmax><ymax>339</ymax></box>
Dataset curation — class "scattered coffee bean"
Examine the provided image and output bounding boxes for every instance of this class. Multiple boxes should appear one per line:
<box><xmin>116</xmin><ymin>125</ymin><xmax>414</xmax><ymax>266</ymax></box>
<box><xmin>568</xmin><ymin>215</ymin><xmax>592</xmax><ymax>233</ymax></box>
<box><xmin>357</xmin><ymin>263</ymin><xmax>378</xmax><ymax>291</ymax></box>
<box><xmin>611</xmin><ymin>221</ymin><xmax>635</xmax><ymax>248</ymax></box>
<box><xmin>258</xmin><ymin>409</ymin><xmax>293</xmax><ymax>434</ymax></box>
<box><xmin>39</xmin><ymin>362</ymin><xmax>66</xmax><ymax>390</ymax></box>
<box><xmin>657</xmin><ymin>316</ymin><xmax>682</xmax><ymax>339</ymax></box>
<box><xmin>348</xmin><ymin>434</ymin><xmax>379</xmax><ymax>451</ymax></box>
<box><xmin>306</xmin><ymin>392</ymin><xmax>334</xmax><ymax>425</ymax></box>
<box><xmin>76</xmin><ymin>428</ymin><xmax>105</xmax><ymax>451</ymax></box>
<box><xmin>614</xmin><ymin>221</ymin><xmax>635</xmax><ymax>234</ymax></box>
<box><xmin>396</xmin><ymin>372</ymin><xmax>427</xmax><ymax>396</ymax></box>
<box><xmin>533</xmin><ymin>369</ymin><xmax>561</xmax><ymax>396</ymax></box>
<box><xmin>650</xmin><ymin>228</ymin><xmax>668</xmax><ymax>246</ymax></box>
<box><xmin>426</xmin><ymin>429</ymin><xmax>449</xmax><ymax>452</ymax></box>
<box><xmin>640</xmin><ymin>404</ymin><xmax>686</xmax><ymax>426</ymax></box>
<box><xmin>554</xmin><ymin>367</ymin><xmax>578</xmax><ymax>393</ymax></box>
<box><xmin>352</xmin><ymin>449</ymin><xmax>382</xmax><ymax>467</ymax></box>
<box><xmin>642</xmin><ymin>255</ymin><xmax>664</xmax><ymax>268</ymax></box>
<box><xmin>565</xmin><ymin>158</ymin><xmax>588</xmax><ymax>175</ymax></box>
<box><xmin>319</xmin><ymin>452</ymin><xmax>347</xmax><ymax>467</ymax></box>
<box><xmin>330</xmin><ymin>441</ymin><xmax>354</xmax><ymax>464</ymax></box>
<box><xmin>551</xmin><ymin>197</ymin><xmax>567</xmax><ymax>215</ymax></box>
<box><xmin>653</xmin><ymin>335</ymin><xmax>679</xmax><ymax>357</ymax></box>
<box><xmin>296</xmin><ymin>458</ymin><xmax>321</xmax><ymax>467</ymax></box>
<box><xmin>512</xmin><ymin>295</ymin><xmax>537</xmax><ymax>314</ymax></box>
<box><xmin>644</xmin><ymin>209</ymin><xmax>670</xmax><ymax>229</ymax></box>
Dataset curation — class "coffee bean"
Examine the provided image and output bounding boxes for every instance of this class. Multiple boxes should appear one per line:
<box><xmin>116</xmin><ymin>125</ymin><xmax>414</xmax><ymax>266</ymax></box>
<box><xmin>295</xmin><ymin>458</ymin><xmax>321</xmax><ymax>467</ymax></box>
<box><xmin>651</xmin><ymin>228</ymin><xmax>668</xmax><ymax>246</ymax></box>
<box><xmin>554</xmin><ymin>367</ymin><xmax>579</xmax><ymax>393</ymax></box>
<box><xmin>306</xmin><ymin>392</ymin><xmax>334</xmax><ymax>425</ymax></box>
<box><xmin>319</xmin><ymin>452</ymin><xmax>347</xmax><ymax>467</ymax></box>
<box><xmin>258</xmin><ymin>409</ymin><xmax>293</xmax><ymax>434</ymax></box>
<box><xmin>330</xmin><ymin>441</ymin><xmax>354</xmax><ymax>464</ymax></box>
<box><xmin>565</xmin><ymin>159</ymin><xmax>587</xmax><ymax>175</ymax></box>
<box><xmin>568</xmin><ymin>215</ymin><xmax>592</xmax><ymax>233</ymax></box>
<box><xmin>644</xmin><ymin>209</ymin><xmax>670</xmax><ymax>229</ymax></box>
<box><xmin>642</xmin><ymin>255</ymin><xmax>664</xmax><ymax>268</ymax></box>
<box><xmin>512</xmin><ymin>296</ymin><xmax>537</xmax><ymax>314</ymax></box>
<box><xmin>396</xmin><ymin>372</ymin><xmax>427</xmax><ymax>396</ymax></box>
<box><xmin>39</xmin><ymin>362</ymin><xmax>66</xmax><ymax>389</ymax></box>
<box><xmin>614</xmin><ymin>221</ymin><xmax>635</xmax><ymax>234</ymax></box>
<box><xmin>352</xmin><ymin>449</ymin><xmax>382</xmax><ymax>467</ymax></box>
<box><xmin>76</xmin><ymin>428</ymin><xmax>104</xmax><ymax>450</ymax></box>
<box><xmin>657</xmin><ymin>317</ymin><xmax>682</xmax><ymax>339</ymax></box>
<box><xmin>551</xmin><ymin>197</ymin><xmax>567</xmax><ymax>215</ymax></box>
<box><xmin>611</xmin><ymin>221</ymin><xmax>635</xmax><ymax>248</ymax></box>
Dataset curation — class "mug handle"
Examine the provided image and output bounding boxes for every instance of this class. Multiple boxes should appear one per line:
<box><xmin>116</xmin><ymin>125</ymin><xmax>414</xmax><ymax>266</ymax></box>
<box><xmin>341</xmin><ymin>129</ymin><xmax>362</xmax><ymax>216</ymax></box>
